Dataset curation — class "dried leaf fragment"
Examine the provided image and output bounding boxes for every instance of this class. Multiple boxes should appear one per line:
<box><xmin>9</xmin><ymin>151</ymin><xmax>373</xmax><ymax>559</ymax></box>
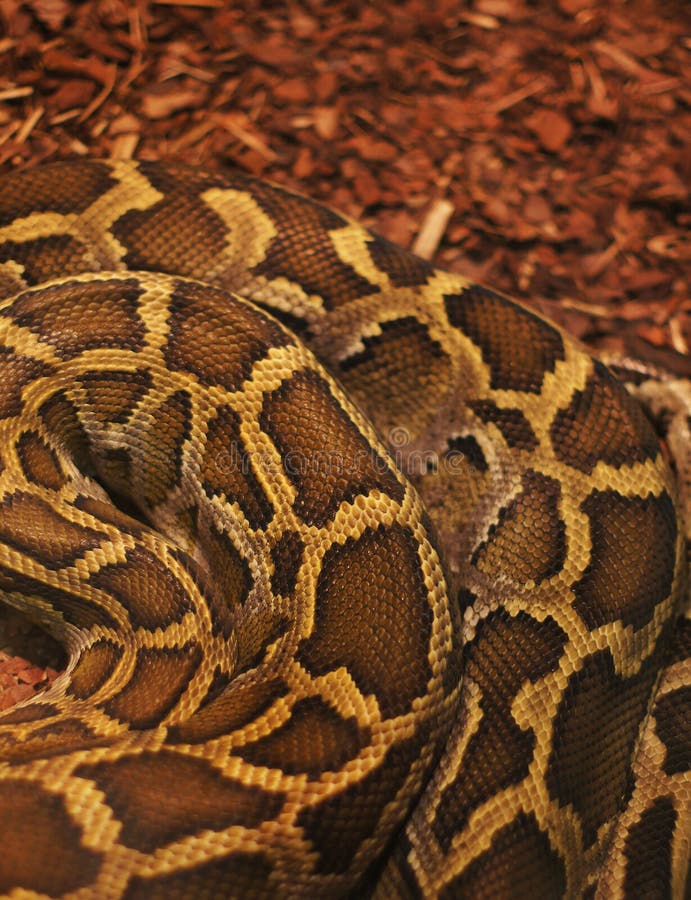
<box><xmin>141</xmin><ymin>85</ymin><xmax>208</xmax><ymax>119</ymax></box>
<box><xmin>28</xmin><ymin>0</ymin><xmax>69</xmax><ymax>31</ymax></box>
<box><xmin>527</xmin><ymin>108</ymin><xmax>573</xmax><ymax>152</ymax></box>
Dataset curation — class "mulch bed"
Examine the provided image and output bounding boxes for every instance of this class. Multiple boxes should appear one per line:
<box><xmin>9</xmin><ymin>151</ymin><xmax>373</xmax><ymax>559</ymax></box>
<box><xmin>0</xmin><ymin>0</ymin><xmax>689</xmax><ymax>702</ymax></box>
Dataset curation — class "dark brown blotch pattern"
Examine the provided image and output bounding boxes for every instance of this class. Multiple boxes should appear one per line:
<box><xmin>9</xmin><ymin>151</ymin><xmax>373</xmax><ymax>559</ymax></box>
<box><xmin>39</xmin><ymin>391</ymin><xmax>91</xmax><ymax>469</ymax></box>
<box><xmin>236</xmin><ymin>612</ymin><xmax>291</xmax><ymax>677</ymax></box>
<box><xmin>367</xmin><ymin>235</ymin><xmax>434</xmax><ymax>287</ymax></box>
<box><xmin>340</xmin><ymin>317</ymin><xmax>453</xmax><ymax>434</ymax></box>
<box><xmin>444</xmin><ymin>286</ymin><xmax>564</xmax><ymax>392</ymax></box>
<box><xmin>111</xmin><ymin>163</ymin><xmax>233</xmax><ymax>280</ymax></box>
<box><xmin>77</xmin><ymin>369</ymin><xmax>152</xmax><ymax>426</ymax></box>
<box><xmin>0</xmin><ymin>160</ymin><xmax>680</xmax><ymax>896</ymax></box>
<box><xmin>16</xmin><ymin>430</ymin><xmax>66</xmax><ymax>490</ymax></box>
<box><xmin>0</xmin><ymin>565</ymin><xmax>119</xmax><ymax>630</ymax></box>
<box><xmin>90</xmin><ymin>546</ymin><xmax>193</xmax><ymax>630</ymax></box>
<box><xmin>472</xmin><ymin>471</ymin><xmax>565</xmax><ymax>585</ymax></box>
<box><xmin>73</xmin><ymin>495</ymin><xmax>144</xmax><ymax>536</ymax></box>
<box><xmin>439</xmin><ymin>812</ymin><xmax>566</xmax><ymax>900</ymax></box>
<box><xmin>0</xmin><ymin>235</ymin><xmax>99</xmax><ymax>288</ymax></box>
<box><xmin>447</xmin><ymin>434</ymin><xmax>488</xmax><ymax>473</ymax></box>
<box><xmin>339</xmin><ymin>316</ymin><xmax>445</xmax><ymax>380</ymax></box>
<box><xmin>0</xmin><ymin>492</ymin><xmax>107</xmax><ymax>569</ymax></box>
<box><xmin>247</xmin><ymin>177</ymin><xmax>381</xmax><ymax>310</ymax></box>
<box><xmin>0</xmin><ymin>781</ymin><xmax>103</xmax><ymax>895</ymax></box>
<box><xmin>469</xmin><ymin>400</ymin><xmax>538</xmax><ymax>451</ymax></box>
<box><xmin>297</xmin><ymin>731</ymin><xmax>425</xmax><ymax>874</ymax></box>
<box><xmin>297</xmin><ymin>523</ymin><xmax>432</xmax><ymax>720</ymax></box>
<box><xmin>653</xmin><ymin>686</ymin><xmax>691</xmax><ymax>776</ymax></box>
<box><xmin>197</xmin><ymin>666</ymin><xmax>232</xmax><ymax>709</ymax></box>
<box><xmin>69</xmin><ymin>640</ymin><xmax>123</xmax><ymax>700</ymax></box>
<box><xmin>433</xmin><ymin>611</ymin><xmax>567</xmax><ymax>848</ymax></box>
<box><xmin>0</xmin><ymin>718</ymin><xmax>113</xmax><ymax>762</ymax></box>
<box><xmin>372</xmin><ymin>833</ymin><xmax>420</xmax><ymax>899</ymax></box>
<box><xmin>136</xmin><ymin>389</ymin><xmax>192</xmax><ymax>508</ymax></box>
<box><xmin>622</xmin><ymin>797</ymin><xmax>676</xmax><ymax>898</ymax></box>
<box><xmin>260</xmin><ymin>369</ymin><xmax>404</xmax><ymax>527</ymax></box>
<box><xmin>0</xmin><ymin>159</ymin><xmax>116</xmax><ymax>226</ymax></box>
<box><xmin>75</xmin><ymin>750</ymin><xmax>285</xmax><ymax>854</ymax></box>
<box><xmin>270</xmin><ymin>529</ymin><xmax>304</xmax><ymax>597</ymax></box>
<box><xmin>121</xmin><ymin>851</ymin><xmax>274</xmax><ymax>900</ymax></box>
<box><xmin>196</xmin><ymin>520</ymin><xmax>252</xmax><ymax>637</ymax></box>
<box><xmin>93</xmin><ymin>447</ymin><xmax>134</xmax><ymax>512</ymax></box>
<box><xmin>0</xmin><ymin>702</ymin><xmax>59</xmax><ymax>725</ymax></box>
<box><xmin>667</xmin><ymin>615</ymin><xmax>691</xmax><ymax>667</ymax></box>
<box><xmin>546</xmin><ymin>649</ymin><xmax>657</xmax><ymax>846</ymax></box>
<box><xmin>167</xmin><ymin>677</ymin><xmax>290</xmax><ymax>745</ymax></box>
<box><xmin>7</xmin><ymin>279</ymin><xmax>146</xmax><ymax>359</ymax></box>
<box><xmin>0</xmin><ymin>349</ymin><xmax>54</xmax><ymax>419</ymax></box>
<box><xmin>164</xmin><ymin>280</ymin><xmax>290</xmax><ymax>392</ymax></box>
<box><xmin>201</xmin><ymin>403</ymin><xmax>274</xmax><ymax>529</ymax></box>
<box><xmin>551</xmin><ymin>361</ymin><xmax>661</xmax><ymax>474</ymax></box>
<box><xmin>575</xmin><ymin>491</ymin><xmax>677</xmax><ymax>631</ymax></box>
<box><xmin>239</xmin><ymin>696</ymin><xmax>370</xmax><ymax>777</ymax></box>
<box><xmin>102</xmin><ymin>643</ymin><xmax>202</xmax><ymax>729</ymax></box>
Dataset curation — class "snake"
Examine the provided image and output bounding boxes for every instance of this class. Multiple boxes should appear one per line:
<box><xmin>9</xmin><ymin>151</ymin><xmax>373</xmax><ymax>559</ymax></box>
<box><xmin>0</xmin><ymin>159</ymin><xmax>688</xmax><ymax>899</ymax></box>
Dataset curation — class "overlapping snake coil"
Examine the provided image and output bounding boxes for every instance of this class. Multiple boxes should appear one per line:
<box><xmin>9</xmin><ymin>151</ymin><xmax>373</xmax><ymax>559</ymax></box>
<box><xmin>0</xmin><ymin>160</ymin><xmax>688</xmax><ymax>899</ymax></box>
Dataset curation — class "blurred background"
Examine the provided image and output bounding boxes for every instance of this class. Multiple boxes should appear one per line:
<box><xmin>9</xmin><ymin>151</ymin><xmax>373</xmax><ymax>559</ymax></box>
<box><xmin>1</xmin><ymin>0</ymin><xmax>688</xmax><ymax>362</ymax></box>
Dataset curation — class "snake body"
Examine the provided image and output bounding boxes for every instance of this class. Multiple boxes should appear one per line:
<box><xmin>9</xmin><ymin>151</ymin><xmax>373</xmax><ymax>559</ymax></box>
<box><xmin>0</xmin><ymin>160</ymin><xmax>687</xmax><ymax>898</ymax></box>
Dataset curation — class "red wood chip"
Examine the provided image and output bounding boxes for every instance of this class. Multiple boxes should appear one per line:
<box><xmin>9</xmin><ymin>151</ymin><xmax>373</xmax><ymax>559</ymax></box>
<box><xmin>526</xmin><ymin>108</ymin><xmax>573</xmax><ymax>152</ymax></box>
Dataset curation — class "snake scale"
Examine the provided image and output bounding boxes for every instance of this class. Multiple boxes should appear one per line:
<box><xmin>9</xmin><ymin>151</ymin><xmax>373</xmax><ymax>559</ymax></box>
<box><xmin>0</xmin><ymin>160</ymin><xmax>688</xmax><ymax>899</ymax></box>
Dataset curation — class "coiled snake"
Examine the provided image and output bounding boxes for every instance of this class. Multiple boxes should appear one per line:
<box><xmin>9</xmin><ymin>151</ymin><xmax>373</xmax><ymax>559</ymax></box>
<box><xmin>0</xmin><ymin>160</ymin><xmax>688</xmax><ymax>898</ymax></box>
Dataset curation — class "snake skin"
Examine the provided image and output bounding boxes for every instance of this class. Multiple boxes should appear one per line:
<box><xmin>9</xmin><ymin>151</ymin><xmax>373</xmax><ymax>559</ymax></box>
<box><xmin>0</xmin><ymin>160</ymin><xmax>688</xmax><ymax>899</ymax></box>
